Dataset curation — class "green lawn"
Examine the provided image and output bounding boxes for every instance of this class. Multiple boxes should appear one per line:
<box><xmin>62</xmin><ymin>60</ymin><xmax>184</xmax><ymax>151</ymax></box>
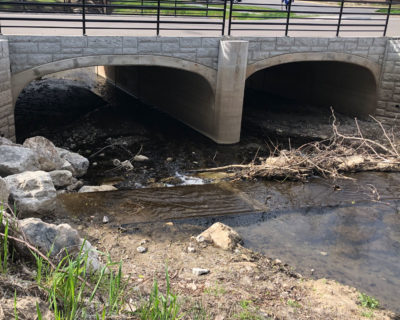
<box><xmin>0</xmin><ymin>0</ymin><xmax>301</xmax><ymax>19</ymax></box>
<box><xmin>376</xmin><ymin>6</ymin><xmax>400</xmax><ymax>14</ymax></box>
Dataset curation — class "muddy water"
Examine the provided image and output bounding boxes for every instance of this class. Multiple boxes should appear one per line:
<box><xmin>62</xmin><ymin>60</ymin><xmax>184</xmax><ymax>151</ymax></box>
<box><xmin>16</xmin><ymin>69</ymin><xmax>400</xmax><ymax>313</ymax></box>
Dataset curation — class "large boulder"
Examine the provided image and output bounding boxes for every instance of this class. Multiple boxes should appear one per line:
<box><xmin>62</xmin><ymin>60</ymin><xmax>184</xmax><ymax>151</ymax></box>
<box><xmin>78</xmin><ymin>185</ymin><xmax>117</xmax><ymax>193</ymax></box>
<box><xmin>49</xmin><ymin>170</ymin><xmax>73</xmax><ymax>188</ymax></box>
<box><xmin>197</xmin><ymin>222</ymin><xmax>242</xmax><ymax>251</ymax></box>
<box><xmin>0</xmin><ymin>145</ymin><xmax>39</xmax><ymax>177</ymax></box>
<box><xmin>4</xmin><ymin>171</ymin><xmax>57</xmax><ymax>215</ymax></box>
<box><xmin>0</xmin><ymin>177</ymin><xmax>9</xmax><ymax>206</ymax></box>
<box><xmin>57</xmin><ymin>148</ymin><xmax>89</xmax><ymax>177</ymax></box>
<box><xmin>18</xmin><ymin>218</ymin><xmax>101</xmax><ymax>270</ymax></box>
<box><xmin>23</xmin><ymin>136</ymin><xmax>64</xmax><ymax>172</ymax></box>
<box><xmin>0</xmin><ymin>137</ymin><xmax>16</xmax><ymax>146</ymax></box>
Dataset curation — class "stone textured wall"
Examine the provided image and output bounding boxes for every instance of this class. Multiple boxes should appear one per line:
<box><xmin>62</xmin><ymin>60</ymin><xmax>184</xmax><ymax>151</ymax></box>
<box><xmin>0</xmin><ymin>39</ymin><xmax>15</xmax><ymax>141</ymax></box>
<box><xmin>375</xmin><ymin>39</ymin><xmax>400</xmax><ymax>123</ymax></box>
<box><xmin>5</xmin><ymin>35</ymin><xmax>400</xmax><ymax>126</ymax></box>
<box><xmin>245</xmin><ymin>37</ymin><xmax>386</xmax><ymax>65</ymax></box>
<box><xmin>7</xmin><ymin>36</ymin><xmax>220</xmax><ymax>74</ymax></box>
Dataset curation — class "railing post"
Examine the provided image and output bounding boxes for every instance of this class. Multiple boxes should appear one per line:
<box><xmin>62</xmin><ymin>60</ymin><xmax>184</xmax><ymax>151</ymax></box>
<box><xmin>285</xmin><ymin>0</ymin><xmax>292</xmax><ymax>36</ymax></box>
<box><xmin>336</xmin><ymin>0</ymin><xmax>344</xmax><ymax>37</ymax></box>
<box><xmin>156</xmin><ymin>0</ymin><xmax>160</xmax><ymax>35</ymax></box>
<box><xmin>228</xmin><ymin>0</ymin><xmax>233</xmax><ymax>36</ymax></box>
<box><xmin>206</xmin><ymin>0</ymin><xmax>209</xmax><ymax>17</ymax></box>
<box><xmin>383</xmin><ymin>0</ymin><xmax>392</xmax><ymax>36</ymax></box>
<box><xmin>82</xmin><ymin>0</ymin><xmax>86</xmax><ymax>35</ymax></box>
<box><xmin>174</xmin><ymin>0</ymin><xmax>177</xmax><ymax>17</ymax></box>
<box><xmin>221</xmin><ymin>0</ymin><xmax>227</xmax><ymax>35</ymax></box>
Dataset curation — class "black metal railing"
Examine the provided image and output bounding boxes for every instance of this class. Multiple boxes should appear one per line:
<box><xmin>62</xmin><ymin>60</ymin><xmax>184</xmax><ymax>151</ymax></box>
<box><xmin>0</xmin><ymin>0</ymin><xmax>398</xmax><ymax>36</ymax></box>
<box><xmin>227</xmin><ymin>0</ymin><xmax>399</xmax><ymax>36</ymax></box>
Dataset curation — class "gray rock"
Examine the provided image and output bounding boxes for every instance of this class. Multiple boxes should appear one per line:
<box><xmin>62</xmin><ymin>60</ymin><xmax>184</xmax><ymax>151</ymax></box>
<box><xmin>0</xmin><ymin>145</ymin><xmax>39</xmax><ymax>177</ymax></box>
<box><xmin>18</xmin><ymin>218</ymin><xmax>101</xmax><ymax>271</ymax></box>
<box><xmin>0</xmin><ymin>137</ymin><xmax>16</xmax><ymax>146</ymax></box>
<box><xmin>61</xmin><ymin>160</ymin><xmax>75</xmax><ymax>176</ymax></box>
<box><xmin>102</xmin><ymin>215</ymin><xmax>109</xmax><ymax>224</ymax></box>
<box><xmin>197</xmin><ymin>222</ymin><xmax>242</xmax><ymax>251</ymax></box>
<box><xmin>121</xmin><ymin>160</ymin><xmax>133</xmax><ymax>171</ymax></box>
<box><xmin>133</xmin><ymin>155</ymin><xmax>149</xmax><ymax>162</ymax></box>
<box><xmin>5</xmin><ymin>171</ymin><xmax>56</xmax><ymax>216</ymax></box>
<box><xmin>136</xmin><ymin>246</ymin><xmax>147</xmax><ymax>253</ymax></box>
<box><xmin>192</xmin><ymin>268</ymin><xmax>210</xmax><ymax>276</ymax></box>
<box><xmin>66</xmin><ymin>180</ymin><xmax>84</xmax><ymax>192</ymax></box>
<box><xmin>57</xmin><ymin>148</ymin><xmax>89</xmax><ymax>177</ymax></box>
<box><xmin>23</xmin><ymin>136</ymin><xmax>64</xmax><ymax>172</ymax></box>
<box><xmin>78</xmin><ymin>185</ymin><xmax>117</xmax><ymax>193</ymax></box>
<box><xmin>49</xmin><ymin>170</ymin><xmax>73</xmax><ymax>188</ymax></box>
<box><xmin>0</xmin><ymin>177</ymin><xmax>9</xmax><ymax>206</ymax></box>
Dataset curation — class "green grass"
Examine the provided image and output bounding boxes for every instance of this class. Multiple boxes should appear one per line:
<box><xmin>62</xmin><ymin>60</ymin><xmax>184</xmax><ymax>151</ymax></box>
<box><xmin>30</xmin><ymin>242</ymin><xmax>128</xmax><ymax>320</ymax></box>
<box><xmin>376</xmin><ymin>5</ymin><xmax>400</xmax><ymax>14</ymax></box>
<box><xmin>0</xmin><ymin>207</ymin><xmax>9</xmax><ymax>274</ymax></box>
<box><xmin>287</xmin><ymin>299</ymin><xmax>301</xmax><ymax>308</ymax></box>
<box><xmin>0</xmin><ymin>0</ymin><xmax>303</xmax><ymax>20</ymax></box>
<box><xmin>233</xmin><ymin>300</ymin><xmax>264</xmax><ymax>320</ymax></box>
<box><xmin>136</xmin><ymin>266</ymin><xmax>181</xmax><ymax>319</ymax></box>
<box><xmin>359</xmin><ymin>292</ymin><xmax>380</xmax><ymax>310</ymax></box>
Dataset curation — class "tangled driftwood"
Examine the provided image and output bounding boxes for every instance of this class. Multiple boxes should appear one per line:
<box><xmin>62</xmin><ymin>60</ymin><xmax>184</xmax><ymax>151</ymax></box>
<box><xmin>195</xmin><ymin>109</ymin><xmax>400</xmax><ymax>181</ymax></box>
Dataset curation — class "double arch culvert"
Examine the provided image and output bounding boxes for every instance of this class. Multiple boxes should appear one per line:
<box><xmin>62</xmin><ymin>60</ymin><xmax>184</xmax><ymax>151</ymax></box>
<box><xmin>12</xmin><ymin>51</ymin><xmax>381</xmax><ymax>143</ymax></box>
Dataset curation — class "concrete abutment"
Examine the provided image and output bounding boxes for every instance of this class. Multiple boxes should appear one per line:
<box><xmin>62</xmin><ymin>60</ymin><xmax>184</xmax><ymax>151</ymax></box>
<box><xmin>1</xmin><ymin>36</ymin><xmax>400</xmax><ymax>143</ymax></box>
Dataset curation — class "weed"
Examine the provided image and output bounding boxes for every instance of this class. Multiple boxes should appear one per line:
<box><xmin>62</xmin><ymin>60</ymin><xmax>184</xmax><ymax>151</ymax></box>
<box><xmin>359</xmin><ymin>293</ymin><xmax>379</xmax><ymax>309</ymax></box>
<box><xmin>14</xmin><ymin>290</ymin><xmax>18</xmax><ymax>320</ymax></box>
<box><xmin>136</xmin><ymin>266</ymin><xmax>181</xmax><ymax>319</ymax></box>
<box><xmin>361</xmin><ymin>310</ymin><xmax>374</xmax><ymax>318</ymax></box>
<box><xmin>204</xmin><ymin>282</ymin><xmax>226</xmax><ymax>297</ymax></box>
<box><xmin>0</xmin><ymin>208</ymin><xmax>9</xmax><ymax>274</ymax></box>
<box><xmin>234</xmin><ymin>300</ymin><xmax>262</xmax><ymax>320</ymax></box>
<box><xmin>287</xmin><ymin>299</ymin><xmax>301</xmax><ymax>308</ymax></box>
<box><xmin>187</xmin><ymin>301</ymin><xmax>208</xmax><ymax>320</ymax></box>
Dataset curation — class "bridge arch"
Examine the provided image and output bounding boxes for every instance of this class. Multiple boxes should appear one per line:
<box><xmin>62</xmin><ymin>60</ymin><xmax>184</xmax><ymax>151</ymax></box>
<box><xmin>12</xmin><ymin>54</ymin><xmax>219</xmax><ymax>142</ymax></box>
<box><xmin>11</xmin><ymin>54</ymin><xmax>217</xmax><ymax>104</ymax></box>
<box><xmin>246</xmin><ymin>52</ymin><xmax>380</xmax><ymax>84</ymax></box>
<box><xmin>245</xmin><ymin>52</ymin><xmax>380</xmax><ymax>118</ymax></box>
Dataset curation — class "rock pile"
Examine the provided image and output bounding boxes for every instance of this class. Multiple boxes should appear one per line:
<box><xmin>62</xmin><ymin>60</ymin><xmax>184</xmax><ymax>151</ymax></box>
<box><xmin>0</xmin><ymin>136</ymin><xmax>91</xmax><ymax>216</ymax></box>
<box><xmin>0</xmin><ymin>136</ymin><xmax>103</xmax><ymax>272</ymax></box>
<box><xmin>0</xmin><ymin>135</ymin><xmax>120</xmax><ymax>217</ymax></box>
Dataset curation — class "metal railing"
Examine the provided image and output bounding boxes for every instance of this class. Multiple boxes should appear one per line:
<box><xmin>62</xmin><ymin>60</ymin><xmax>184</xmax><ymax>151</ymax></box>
<box><xmin>0</xmin><ymin>0</ymin><xmax>398</xmax><ymax>35</ymax></box>
<box><xmin>227</xmin><ymin>0</ymin><xmax>399</xmax><ymax>36</ymax></box>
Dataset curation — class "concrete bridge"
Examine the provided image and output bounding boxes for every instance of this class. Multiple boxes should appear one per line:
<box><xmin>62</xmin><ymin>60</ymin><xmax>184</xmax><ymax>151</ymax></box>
<box><xmin>0</xmin><ymin>35</ymin><xmax>399</xmax><ymax>143</ymax></box>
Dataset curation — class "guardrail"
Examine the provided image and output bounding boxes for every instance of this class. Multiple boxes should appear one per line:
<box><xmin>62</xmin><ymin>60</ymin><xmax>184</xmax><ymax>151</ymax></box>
<box><xmin>0</xmin><ymin>0</ymin><xmax>398</xmax><ymax>35</ymax></box>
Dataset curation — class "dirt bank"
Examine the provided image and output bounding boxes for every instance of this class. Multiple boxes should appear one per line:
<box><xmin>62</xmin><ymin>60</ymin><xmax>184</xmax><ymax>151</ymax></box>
<box><xmin>67</xmin><ymin>220</ymin><xmax>399</xmax><ymax>319</ymax></box>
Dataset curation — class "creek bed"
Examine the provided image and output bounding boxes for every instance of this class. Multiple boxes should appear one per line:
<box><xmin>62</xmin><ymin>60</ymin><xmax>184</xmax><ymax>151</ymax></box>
<box><xmin>16</xmin><ymin>69</ymin><xmax>400</xmax><ymax>314</ymax></box>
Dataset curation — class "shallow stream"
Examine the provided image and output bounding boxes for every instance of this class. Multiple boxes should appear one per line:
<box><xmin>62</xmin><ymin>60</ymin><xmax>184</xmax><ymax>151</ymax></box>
<box><xmin>15</xmin><ymin>69</ymin><xmax>400</xmax><ymax>313</ymax></box>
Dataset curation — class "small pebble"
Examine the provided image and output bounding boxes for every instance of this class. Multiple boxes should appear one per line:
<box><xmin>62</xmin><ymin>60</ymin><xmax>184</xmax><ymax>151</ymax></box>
<box><xmin>166</xmin><ymin>157</ymin><xmax>173</xmax><ymax>162</ymax></box>
<box><xmin>320</xmin><ymin>251</ymin><xmax>328</xmax><ymax>256</ymax></box>
<box><xmin>192</xmin><ymin>268</ymin><xmax>210</xmax><ymax>276</ymax></box>
<box><xmin>92</xmin><ymin>162</ymin><xmax>97</xmax><ymax>167</ymax></box>
<box><xmin>102</xmin><ymin>216</ymin><xmax>109</xmax><ymax>224</ymax></box>
<box><xmin>133</xmin><ymin>155</ymin><xmax>150</xmax><ymax>162</ymax></box>
<box><xmin>196</xmin><ymin>235</ymin><xmax>205</xmax><ymax>243</ymax></box>
<box><xmin>140</xmin><ymin>239</ymin><xmax>149</xmax><ymax>245</ymax></box>
<box><xmin>187</xmin><ymin>246</ymin><xmax>196</xmax><ymax>253</ymax></box>
<box><xmin>311</xmin><ymin>268</ymin><xmax>315</xmax><ymax>274</ymax></box>
<box><xmin>137</xmin><ymin>246</ymin><xmax>147</xmax><ymax>253</ymax></box>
